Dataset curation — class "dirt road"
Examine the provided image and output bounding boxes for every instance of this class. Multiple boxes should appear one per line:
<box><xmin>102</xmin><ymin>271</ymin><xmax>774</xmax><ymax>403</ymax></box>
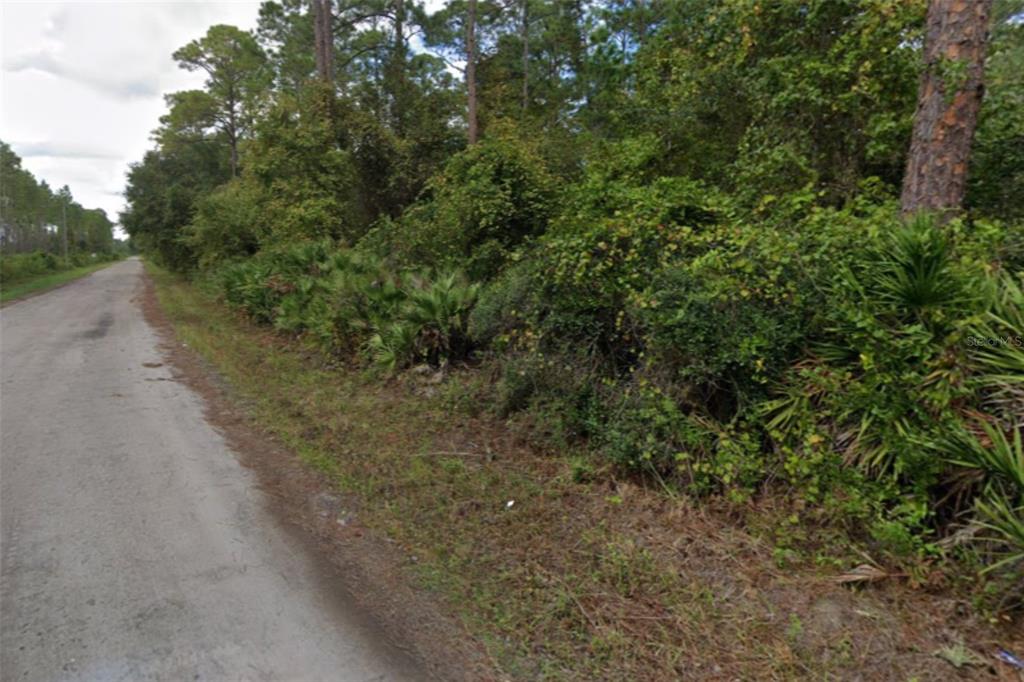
<box><xmin>0</xmin><ymin>259</ymin><xmax>425</xmax><ymax>680</ymax></box>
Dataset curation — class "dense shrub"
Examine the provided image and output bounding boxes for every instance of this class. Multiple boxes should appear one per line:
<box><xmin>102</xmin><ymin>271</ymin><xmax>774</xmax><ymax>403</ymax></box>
<box><xmin>367</xmin><ymin>272</ymin><xmax>479</xmax><ymax>369</ymax></box>
<box><xmin>760</xmin><ymin>217</ymin><xmax>1023</xmax><ymax>570</ymax></box>
<box><xmin>473</xmin><ymin>185</ymin><xmax>1024</xmax><ymax>583</ymax></box>
<box><xmin>213</xmin><ymin>176</ymin><xmax>1022</xmax><ymax>597</ymax></box>
<box><xmin>0</xmin><ymin>251</ymin><xmax>119</xmax><ymax>286</ymax></box>
<box><xmin>1</xmin><ymin>252</ymin><xmax>61</xmax><ymax>284</ymax></box>
<box><xmin>475</xmin><ymin>156</ymin><xmax>884</xmax><ymax>411</ymax></box>
<box><xmin>217</xmin><ymin>240</ymin><xmax>478</xmax><ymax>369</ymax></box>
<box><xmin>360</xmin><ymin>134</ymin><xmax>555</xmax><ymax>280</ymax></box>
<box><xmin>185</xmin><ymin>180</ymin><xmax>262</xmax><ymax>268</ymax></box>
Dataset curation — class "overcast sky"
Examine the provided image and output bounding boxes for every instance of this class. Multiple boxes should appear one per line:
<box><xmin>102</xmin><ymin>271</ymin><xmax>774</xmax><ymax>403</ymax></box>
<box><xmin>1</xmin><ymin>1</ymin><xmax>264</xmax><ymax>234</ymax></box>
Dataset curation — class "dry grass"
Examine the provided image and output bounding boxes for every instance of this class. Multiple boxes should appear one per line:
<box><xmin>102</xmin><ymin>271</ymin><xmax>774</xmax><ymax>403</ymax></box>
<box><xmin>149</xmin><ymin>263</ymin><xmax>1024</xmax><ymax>681</ymax></box>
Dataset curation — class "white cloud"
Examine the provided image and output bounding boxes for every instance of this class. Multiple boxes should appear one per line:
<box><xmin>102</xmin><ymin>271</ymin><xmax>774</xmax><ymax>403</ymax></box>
<box><xmin>7</xmin><ymin>49</ymin><xmax>161</xmax><ymax>99</ymax></box>
<box><xmin>1</xmin><ymin>0</ymin><xmax>263</xmax><ymax>235</ymax></box>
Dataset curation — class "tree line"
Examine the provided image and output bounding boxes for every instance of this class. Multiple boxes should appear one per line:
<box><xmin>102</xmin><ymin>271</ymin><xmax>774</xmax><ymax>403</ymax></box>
<box><xmin>0</xmin><ymin>142</ymin><xmax>116</xmax><ymax>257</ymax></box>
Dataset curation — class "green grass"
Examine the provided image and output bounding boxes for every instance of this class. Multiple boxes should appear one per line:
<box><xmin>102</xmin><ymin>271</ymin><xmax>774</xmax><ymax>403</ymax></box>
<box><xmin>0</xmin><ymin>261</ymin><xmax>116</xmax><ymax>304</ymax></box>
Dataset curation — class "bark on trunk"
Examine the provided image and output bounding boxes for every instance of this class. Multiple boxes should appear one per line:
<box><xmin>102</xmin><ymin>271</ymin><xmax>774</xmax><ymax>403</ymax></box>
<box><xmin>466</xmin><ymin>0</ymin><xmax>479</xmax><ymax>145</ymax></box>
<box><xmin>390</xmin><ymin>0</ymin><xmax>406</xmax><ymax>129</ymax></box>
<box><xmin>227</xmin><ymin>91</ymin><xmax>239</xmax><ymax>177</ymax></box>
<box><xmin>521</xmin><ymin>0</ymin><xmax>529</xmax><ymax>115</ymax></box>
<box><xmin>229</xmin><ymin>131</ymin><xmax>238</xmax><ymax>178</ymax></box>
<box><xmin>900</xmin><ymin>0</ymin><xmax>993</xmax><ymax>219</ymax></box>
<box><xmin>312</xmin><ymin>0</ymin><xmax>334</xmax><ymax>84</ymax></box>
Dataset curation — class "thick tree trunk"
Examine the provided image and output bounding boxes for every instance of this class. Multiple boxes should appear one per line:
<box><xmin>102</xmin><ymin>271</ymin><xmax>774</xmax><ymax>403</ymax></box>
<box><xmin>901</xmin><ymin>0</ymin><xmax>993</xmax><ymax>219</ymax></box>
<box><xmin>466</xmin><ymin>0</ymin><xmax>479</xmax><ymax>145</ymax></box>
<box><xmin>311</xmin><ymin>0</ymin><xmax>334</xmax><ymax>84</ymax></box>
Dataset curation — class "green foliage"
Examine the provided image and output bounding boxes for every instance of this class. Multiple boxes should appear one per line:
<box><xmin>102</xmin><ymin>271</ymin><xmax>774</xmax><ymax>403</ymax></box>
<box><xmin>477</xmin><ymin>144</ymin><xmax>729</xmax><ymax>352</ymax></box>
<box><xmin>363</xmin><ymin>134</ymin><xmax>554</xmax><ymax>280</ymax></box>
<box><xmin>784</xmin><ymin>217</ymin><xmax>976</xmax><ymax>477</ymax></box>
<box><xmin>975</xmin><ymin>494</ymin><xmax>1024</xmax><ymax>577</ymax></box>
<box><xmin>368</xmin><ymin>272</ymin><xmax>479</xmax><ymax>369</ymax></box>
<box><xmin>125</xmin><ymin>0</ymin><xmax>1024</xmax><ymax>608</ymax></box>
<box><xmin>0</xmin><ymin>251</ymin><xmax>61</xmax><ymax>285</ymax></box>
<box><xmin>757</xmin><ymin>216</ymin><xmax>1024</xmax><ymax>579</ymax></box>
<box><xmin>616</xmin><ymin>0</ymin><xmax>924</xmax><ymax>204</ymax></box>
<box><xmin>1</xmin><ymin>141</ymin><xmax>117</xmax><ymax>257</ymax></box>
<box><xmin>968</xmin><ymin>7</ymin><xmax>1024</xmax><ymax>220</ymax></box>
<box><xmin>121</xmin><ymin>142</ymin><xmax>230</xmax><ymax>271</ymax></box>
<box><xmin>478</xmin><ymin>157</ymin><xmax>878</xmax><ymax>412</ymax></box>
<box><xmin>935</xmin><ymin>422</ymin><xmax>1023</xmax><ymax>495</ymax></box>
<box><xmin>599</xmin><ymin>382</ymin><xmax>764</xmax><ymax>497</ymax></box>
<box><xmin>244</xmin><ymin>91</ymin><xmax>361</xmax><ymax>245</ymax></box>
<box><xmin>185</xmin><ymin>180</ymin><xmax>262</xmax><ymax>268</ymax></box>
<box><xmin>217</xmin><ymin>240</ymin><xmax>478</xmax><ymax>369</ymax></box>
<box><xmin>966</xmin><ymin>272</ymin><xmax>1024</xmax><ymax>420</ymax></box>
<box><xmin>0</xmin><ymin>251</ymin><xmax>121</xmax><ymax>291</ymax></box>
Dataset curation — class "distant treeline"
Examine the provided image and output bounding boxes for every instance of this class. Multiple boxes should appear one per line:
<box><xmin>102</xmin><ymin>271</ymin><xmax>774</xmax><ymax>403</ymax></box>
<box><xmin>0</xmin><ymin>141</ymin><xmax>116</xmax><ymax>256</ymax></box>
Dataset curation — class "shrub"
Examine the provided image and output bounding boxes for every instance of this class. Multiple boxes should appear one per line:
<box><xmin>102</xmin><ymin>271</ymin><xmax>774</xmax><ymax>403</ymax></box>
<box><xmin>186</xmin><ymin>180</ymin><xmax>262</xmax><ymax>268</ymax></box>
<box><xmin>360</xmin><ymin>135</ymin><xmax>555</xmax><ymax>281</ymax></box>
<box><xmin>0</xmin><ymin>251</ymin><xmax>117</xmax><ymax>285</ymax></box>
<box><xmin>758</xmin><ymin>215</ymin><xmax>1024</xmax><ymax>579</ymax></box>
<box><xmin>367</xmin><ymin>271</ymin><xmax>479</xmax><ymax>369</ymax></box>
<box><xmin>216</xmin><ymin>240</ymin><xmax>479</xmax><ymax>370</ymax></box>
<box><xmin>0</xmin><ymin>252</ymin><xmax>60</xmax><ymax>284</ymax></box>
<box><xmin>218</xmin><ymin>240</ymin><xmax>333</xmax><ymax>324</ymax></box>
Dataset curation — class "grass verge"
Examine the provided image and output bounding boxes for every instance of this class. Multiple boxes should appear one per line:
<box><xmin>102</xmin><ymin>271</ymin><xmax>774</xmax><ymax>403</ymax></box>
<box><xmin>0</xmin><ymin>261</ymin><xmax>116</xmax><ymax>305</ymax></box>
<box><xmin>148</xmin><ymin>262</ymin><xmax>1022</xmax><ymax>681</ymax></box>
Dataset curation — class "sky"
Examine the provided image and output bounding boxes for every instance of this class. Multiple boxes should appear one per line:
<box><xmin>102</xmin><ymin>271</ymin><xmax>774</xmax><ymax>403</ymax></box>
<box><xmin>1</xmin><ymin>1</ymin><xmax>264</xmax><ymax>235</ymax></box>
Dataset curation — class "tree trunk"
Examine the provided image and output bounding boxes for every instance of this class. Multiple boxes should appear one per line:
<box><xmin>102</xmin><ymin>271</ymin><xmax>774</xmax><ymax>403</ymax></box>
<box><xmin>227</xmin><ymin>92</ymin><xmax>239</xmax><ymax>177</ymax></box>
<box><xmin>312</xmin><ymin>0</ymin><xmax>334</xmax><ymax>84</ymax></box>
<box><xmin>521</xmin><ymin>0</ymin><xmax>529</xmax><ymax>115</ymax></box>
<box><xmin>900</xmin><ymin>0</ymin><xmax>993</xmax><ymax>219</ymax></box>
<box><xmin>390</xmin><ymin>0</ymin><xmax>406</xmax><ymax>129</ymax></box>
<box><xmin>466</xmin><ymin>0</ymin><xmax>479</xmax><ymax>145</ymax></box>
<box><xmin>229</xmin><ymin>132</ymin><xmax>238</xmax><ymax>178</ymax></box>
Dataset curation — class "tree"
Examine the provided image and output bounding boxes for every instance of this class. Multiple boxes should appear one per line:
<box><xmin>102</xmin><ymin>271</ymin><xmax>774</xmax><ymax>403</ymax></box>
<box><xmin>311</xmin><ymin>0</ymin><xmax>334</xmax><ymax>83</ymax></box>
<box><xmin>466</xmin><ymin>0</ymin><xmax>480</xmax><ymax>144</ymax></box>
<box><xmin>520</xmin><ymin>0</ymin><xmax>529</xmax><ymax>114</ymax></box>
<box><xmin>173</xmin><ymin>25</ymin><xmax>269</xmax><ymax>177</ymax></box>
<box><xmin>967</xmin><ymin>0</ymin><xmax>1024</xmax><ymax>219</ymax></box>
<box><xmin>422</xmin><ymin>0</ymin><xmax>516</xmax><ymax>144</ymax></box>
<box><xmin>901</xmin><ymin>0</ymin><xmax>994</xmax><ymax>218</ymax></box>
<box><xmin>256</xmin><ymin>0</ymin><xmax>317</xmax><ymax>95</ymax></box>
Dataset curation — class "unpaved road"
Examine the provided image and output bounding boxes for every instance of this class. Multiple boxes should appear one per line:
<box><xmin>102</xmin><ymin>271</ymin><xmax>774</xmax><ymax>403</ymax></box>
<box><xmin>0</xmin><ymin>259</ymin><xmax>424</xmax><ymax>681</ymax></box>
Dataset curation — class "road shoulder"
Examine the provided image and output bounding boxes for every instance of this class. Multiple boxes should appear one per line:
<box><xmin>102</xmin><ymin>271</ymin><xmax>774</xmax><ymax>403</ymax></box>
<box><xmin>141</xmin><ymin>265</ymin><xmax>499</xmax><ymax>682</ymax></box>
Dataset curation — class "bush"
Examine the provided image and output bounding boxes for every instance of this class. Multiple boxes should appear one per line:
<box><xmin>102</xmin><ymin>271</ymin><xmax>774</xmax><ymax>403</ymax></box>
<box><xmin>209</xmin><ymin>140</ymin><xmax>1024</xmax><ymax>601</ymax></box>
<box><xmin>218</xmin><ymin>241</ymin><xmax>333</xmax><ymax>323</ymax></box>
<box><xmin>367</xmin><ymin>271</ymin><xmax>479</xmax><ymax>369</ymax></box>
<box><xmin>0</xmin><ymin>252</ymin><xmax>60</xmax><ymax>284</ymax></box>
<box><xmin>185</xmin><ymin>180</ymin><xmax>262</xmax><ymax>268</ymax></box>
<box><xmin>757</xmin><ymin>215</ymin><xmax>1024</xmax><ymax>578</ymax></box>
<box><xmin>360</xmin><ymin>134</ymin><xmax>555</xmax><ymax>281</ymax></box>
<box><xmin>477</xmin><ymin>169</ymin><xmax>882</xmax><ymax>412</ymax></box>
<box><xmin>217</xmin><ymin>240</ymin><xmax>479</xmax><ymax>370</ymax></box>
<box><xmin>0</xmin><ymin>250</ymin><xmax>118</xmax><ymax>285</ymax></box>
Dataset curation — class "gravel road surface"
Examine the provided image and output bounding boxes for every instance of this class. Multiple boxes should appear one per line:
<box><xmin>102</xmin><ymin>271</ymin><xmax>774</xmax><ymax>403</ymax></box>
<box><xmin>0</xmin><ymin>259</ymin><xmax>425</xmax><ymax>681</ymax></box>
